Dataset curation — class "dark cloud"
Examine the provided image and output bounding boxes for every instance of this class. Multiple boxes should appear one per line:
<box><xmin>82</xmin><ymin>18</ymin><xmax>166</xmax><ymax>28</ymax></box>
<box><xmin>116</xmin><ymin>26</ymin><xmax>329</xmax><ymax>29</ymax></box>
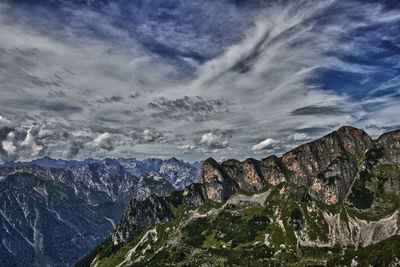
<box><xmin>132</xmin><ymin>129</ymin><xmax>165</xmax><ymax>144</ymax></box>
<box><xmin>96</xmin><ymin>96</ymin><xmax>123</xmax><ymax>104</ymax></box>
<box><xmin>129</xmin><ymin>92</ymin><xmax>141</xmax><ymax>99</ymax></box>
<box><xmin>149</xmin><ymin>96</ymin><xmax>231</xmax><ymax>122</ymax></box>
<box><xmin>41</xmin><ymin>101</ymin><xmax>83</xmax><ymax>113</ymax></box>
<box><xmin>290</xmin><ymin>105</ymin><xmax>346</xmax><ymax>116</ymax></box>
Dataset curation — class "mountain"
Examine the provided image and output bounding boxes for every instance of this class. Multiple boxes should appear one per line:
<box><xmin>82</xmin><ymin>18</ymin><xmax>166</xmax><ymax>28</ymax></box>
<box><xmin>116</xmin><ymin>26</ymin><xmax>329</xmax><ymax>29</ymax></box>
<box><xmin>0</xmin><ymin>173</ymin><xmax>119</xmax><ymax>267</ymax></box>
<box><xmin>0</xmin><ymin>157</ymin><xmax>200</xmax><ymax>203</ymax></box>
<box><xmin>80</xmin><ymin>126</ymin><xmax>400</xmax><ymax>266</ymax></box>
<box><xmin>0</xmin><ymin>157</ymin><xmax>200</xmax><ymax>267</ymax></box>
<box><xmin>159</xmin><ymin>157</ymin><xmax>202</xmax><ymax>190</ymax></box>
<box><xmin>133</xmin><ymin>171</ymin><xmax>175</xmax><ymax>201</ymax></box>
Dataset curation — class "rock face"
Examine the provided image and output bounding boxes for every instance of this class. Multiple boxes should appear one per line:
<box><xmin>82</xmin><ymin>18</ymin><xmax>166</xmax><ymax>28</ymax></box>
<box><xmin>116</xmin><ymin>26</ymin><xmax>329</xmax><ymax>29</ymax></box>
<box><xmin>282</xmin><ymin>126</ymin><xmax>372</xmax><ymax>186</ymax></box>
<box><xmin>259</xmin><ymin>155</ymin><xmax>287</xmax><ymax>185</ymax></box>
<box><xmin>201</xmin><ymin>158</ymin><xmax>237</xmax><ymax>203</ymax></box>
<box><xmin>377</xmin><ymin>129</ymin><xmax>400</xmax><ymax>164</ymax></box>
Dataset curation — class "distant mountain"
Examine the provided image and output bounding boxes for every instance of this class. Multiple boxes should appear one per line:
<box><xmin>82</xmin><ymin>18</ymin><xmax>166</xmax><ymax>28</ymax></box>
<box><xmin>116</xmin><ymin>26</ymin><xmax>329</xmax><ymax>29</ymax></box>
<box><xmin>0</xmin><ymin>156</ymin><xmax>200</xmax><ymax>267</ymax></box>
<box><xmin>0</xmin><ymin>157</ymin><xmax>200</xmax><ymax>201</ymax></box>
<box><xmin>81</xmin><ymin>126</ymin><xmax>400</xmax><ymax>266</ymax></box>
<box><xmin>134</xmin><ymin>171</ymin><xmax>176</xmax><ymax>201</ymax></box>
<box><xmin>2</xmin><ymin>156</ymin><xmax>98</xmax><ymax>169</ymax></box>
<box><xmin>159</xmin><ymin>157</ymin><xmax>202</xmax><ymax>190</ymax></box>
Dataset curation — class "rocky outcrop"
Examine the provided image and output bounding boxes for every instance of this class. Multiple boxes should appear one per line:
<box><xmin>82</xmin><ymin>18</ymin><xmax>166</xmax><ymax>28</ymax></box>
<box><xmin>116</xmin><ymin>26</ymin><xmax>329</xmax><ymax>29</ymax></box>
<box><xmin>110</xmin><ymin>182</ymin><xmax>208</xmax><ymax>246</ymax></box>
<box><xmin>309</xmin><ymin>157</ymin><xmax>357</xmax><ymax>204</ymax></box>
<box><xmin>377</xmin><ymin>129</ymin><xmax>400</xmax><ymax>164</ymax></box>
<box><xmin>221</xmin><ymin>158</ymin><xmax>266</xmax><ymax>191</ymax></box>
<box><xmin>112</xmin><ymin>195</ymin><xmax>174</xmax><ymax>246</ymax></box>
<box><xmin>179</xmin><ymin>183</ymin><xmax>208</xmax><ymax>206</ymax></box>
<box><xmin>201</xmin><ymin>158</ymin><xmax>237</xmax><ymax>203</ymax></box>
<box><xmin>282</xmin><ymin>126</ymin><xmax>372</xmax><ymax>186</ymax></box>
<box><xmin>259</xmin><ymin>155</ymin><xmax>287</xmax><ymax>185</ymax></box>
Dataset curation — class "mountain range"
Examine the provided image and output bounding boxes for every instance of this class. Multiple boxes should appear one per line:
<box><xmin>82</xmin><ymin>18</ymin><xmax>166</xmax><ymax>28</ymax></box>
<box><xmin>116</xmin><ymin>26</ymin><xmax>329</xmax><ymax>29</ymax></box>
<box><xmin>78</xmin><ymin>126</ymin><xmax>400</xmax><ymax>266</ymax></box>
<box><xmin>0</xmin><ymin>157</ymin><xmax>200</xmax><ymax>266</ymax></box>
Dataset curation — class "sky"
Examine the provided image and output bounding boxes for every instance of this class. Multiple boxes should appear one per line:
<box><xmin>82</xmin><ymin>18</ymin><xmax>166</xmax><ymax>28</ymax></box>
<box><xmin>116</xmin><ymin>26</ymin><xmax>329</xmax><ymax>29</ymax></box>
<box><xmin>0</xmin><ymin>0</ymin><xmax>400</xmax><ymax>162</ymax></box>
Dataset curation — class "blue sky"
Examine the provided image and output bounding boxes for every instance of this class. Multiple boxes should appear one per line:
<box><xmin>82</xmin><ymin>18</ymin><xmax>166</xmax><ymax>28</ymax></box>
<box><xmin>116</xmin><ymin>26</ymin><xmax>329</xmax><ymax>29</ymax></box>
<box><xmin>0</xmin><ymin>0</ymin><xmax>399</xmax><ymax>162</ymax></box>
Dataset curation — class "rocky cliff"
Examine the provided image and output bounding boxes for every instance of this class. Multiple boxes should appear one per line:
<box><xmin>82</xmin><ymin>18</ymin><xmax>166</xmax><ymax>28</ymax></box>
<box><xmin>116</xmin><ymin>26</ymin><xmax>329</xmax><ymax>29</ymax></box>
<box><xmin>200</xmin><ymin>126</ymin><xmax>376</xmax><ymax>205</ymax></box>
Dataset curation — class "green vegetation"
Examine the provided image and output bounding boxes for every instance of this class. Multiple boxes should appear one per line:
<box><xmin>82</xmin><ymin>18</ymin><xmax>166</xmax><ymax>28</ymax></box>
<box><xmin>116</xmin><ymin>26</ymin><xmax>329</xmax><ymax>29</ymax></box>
<box><xmin>74</xmin><ymin>238</ymin><xmax>121</xmax><ymax>267</ymax></box>
<box><xmin>328</xmin><ymin>235</ymin><xmax>400</xmax><ymax>266</ymax></box>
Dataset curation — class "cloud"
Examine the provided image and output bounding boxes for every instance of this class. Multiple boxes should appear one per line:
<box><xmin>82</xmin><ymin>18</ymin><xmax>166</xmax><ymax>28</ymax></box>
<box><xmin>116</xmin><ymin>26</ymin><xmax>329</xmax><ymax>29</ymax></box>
<box><xmin>132</xmin><ymin>129</ymin><xmax>165</xmax><ymax>144</ymax></box>
<box><xmin>199</xmin><ymin>132</ymin><xmax>229</xmax><ymax>150</ymax></box>
<box><xmin>290</xmin><ymin>105</ymin><xmax>346</xmax><ymax>116</ymax></box>
<box><xmin>288</xmin><ymin>133</ymin><xmax>311</xmax><ymax>141</ymax></box>
<box><xmin>88</xmin><ymin>133</ymin><xmax>114</xmax><ymax>151</ymax></box>
<box><xmin>96</xmin><ymin>96</ymin><xmax>123</xmax><ymax>104</ymax></box>
<box><xmin>178</xmin><ymin>144</ymin><xmax>195</xmax><ymax>152</ymax></box>
<box><xmin>1</xmin><ymin>126</ymin><xmax>46</xmax><ymax>161</ymax></box>
<box><xmin>251</xmin><ymin>138</ymin><xmax>280</xmax><ymax>152</ymax></box>
<box><xmin>149</xmin><ymin>96</ymin><xmax>231</xmax><ymax>122</ymax></box>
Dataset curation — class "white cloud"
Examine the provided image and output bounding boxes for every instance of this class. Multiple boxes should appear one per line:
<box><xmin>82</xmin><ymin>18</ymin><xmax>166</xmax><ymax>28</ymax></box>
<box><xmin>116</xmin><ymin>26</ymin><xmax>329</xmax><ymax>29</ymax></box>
<box><xmin>200</xmin><ymin>132</ymin><xmax>229</xmax><ymax>149</ymax></box>
<box><xmin>178</xmin><ymin>144</ymin><xmax>195</xmax><ymax>152</ymax></box>
<box><xmin>288</xmin><ymin>133</ymin><xmax>311</xmax><ymax>141</ymax></box>
<box><xmin>251</xmin><ymin>138</ymin><xmax>280</xmax><ymax>152</ymax></box>
<box><xmin>87</xmin><ymin>132</ymin><xmax>116</xmax><ymax>151</ymax></box>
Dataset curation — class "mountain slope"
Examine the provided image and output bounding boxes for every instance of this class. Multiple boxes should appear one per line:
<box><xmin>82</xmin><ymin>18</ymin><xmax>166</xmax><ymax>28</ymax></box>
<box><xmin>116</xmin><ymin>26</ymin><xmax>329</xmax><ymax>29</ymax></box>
<box><xmin>0</xmin><ymin>173</ymin><xmax>119</xmax><ymax>267</ymax></box>
<box><xmin>81</xmin><ymin>126</ymin><xmax>400</xmax><ymax>266</ymax></box>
